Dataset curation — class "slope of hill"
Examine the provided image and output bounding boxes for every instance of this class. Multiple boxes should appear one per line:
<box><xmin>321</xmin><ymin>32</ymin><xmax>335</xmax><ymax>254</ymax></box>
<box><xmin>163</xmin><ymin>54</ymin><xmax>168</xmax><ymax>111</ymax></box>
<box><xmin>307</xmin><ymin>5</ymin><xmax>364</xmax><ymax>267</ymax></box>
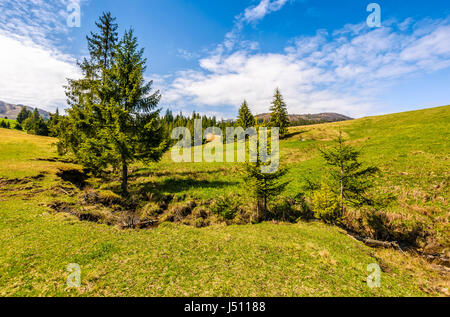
<box><xmin>0</xmin><ymin>100</ymin><xmax>50</xmax><ymax>120</ymax></box>
<box><xmin>0</xmin><ymin>105</ymin><xmax>448</xmax><ymax>296</ymax></box>
<box><xmin>256</xmin><ymin>112</ymin><xmax>353</xmax><ymax>123</ymax></box>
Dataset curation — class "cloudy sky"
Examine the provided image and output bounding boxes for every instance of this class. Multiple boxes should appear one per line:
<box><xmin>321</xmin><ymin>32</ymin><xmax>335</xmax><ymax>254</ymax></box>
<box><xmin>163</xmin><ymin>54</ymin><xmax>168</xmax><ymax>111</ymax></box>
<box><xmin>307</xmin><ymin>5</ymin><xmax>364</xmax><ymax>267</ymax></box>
<box><xmin>0</xmin><ymin>0</ymin><xmax>449</xmax><ymax>118</ymax></box>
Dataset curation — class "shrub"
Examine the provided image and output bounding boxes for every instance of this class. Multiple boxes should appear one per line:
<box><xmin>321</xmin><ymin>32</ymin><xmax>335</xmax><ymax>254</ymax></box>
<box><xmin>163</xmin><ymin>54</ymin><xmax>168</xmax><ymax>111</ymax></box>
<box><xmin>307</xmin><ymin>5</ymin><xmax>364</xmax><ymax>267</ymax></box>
<box><xmin>82</xmin><ymin>188</ymin><xmax>122</xmax><ymax>207</ymax></box>
<box><xmin>191</xmin><ymin>208</ymin><xmax>212</xmax><ymax>228</ymax></box>
<box><xmin>140</xmin><ymin>202</ymin><xmax>162</xmax><ymax>220</ymax></box>
<box><xmin>161</xmin><ymin>201</ymin><xmax>196</xmax><ymax>222</ymax></box>
<box><xmin>75</xmin><ymin>206</ymin><xmax>117</xmax><ymax>225</ymax></box>
<box><xmin>234</xmin><ymin>204</ymin><xmax>254</xmax><ymax>224</ymax></box>
<box><xmin>268</xmin><ymin>194</ymin><xmax>313</xmax><ymax>222</ymax></box>
<box><xmin>312</xmin><ymin>182</ymin><xmax>343</xmax><ymax>224</ymax></box>
<box><xmin>146</xmin><ymin>192</ymin><xmax>173</xmax><ymax>209</ymax></box>
<box><xmin>211</xmin><ymin>195</ymin><xmax>239</xmax><ymax>220</ymax></box>
<box><xmin>363</xmin><ymin>210</ymin><xmax>426</xmax><ymax>246</ymax></box>
<box><xmin>268</xmin><ymin>197</ymin><xmax>299</xmax><ymax>222</ymax></box>
<box><xmin>97</xmin><ymin>190</ymin><xmax>122</xmax><ymax>207</ymax></box>
<box><xmin>192</xmin><ymin>206</ymin><xmax>209</xmax><ymax>220</ymax></box>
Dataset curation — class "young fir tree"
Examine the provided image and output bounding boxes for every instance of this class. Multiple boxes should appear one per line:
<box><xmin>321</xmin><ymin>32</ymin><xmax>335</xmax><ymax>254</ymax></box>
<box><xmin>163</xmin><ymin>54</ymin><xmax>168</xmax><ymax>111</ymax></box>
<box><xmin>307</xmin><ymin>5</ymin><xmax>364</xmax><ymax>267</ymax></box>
<box><xmin>236</xmin><ymin>100</ymin><xmax>255</xmax><ymax>129</ymax></box>
<box><xmin>319</xmin><ymin>131</ymin><xmax>379</xmax><ymax>215</ymax></box>
<box><xmin>242</xmin><ymin>132</ymin><xmax>288</xmax><ymax>221</ymax></box>
<box><xmin>269</xmin><ymin>88</ymin><xmax>289</xmax><ymax>137</ymax></box>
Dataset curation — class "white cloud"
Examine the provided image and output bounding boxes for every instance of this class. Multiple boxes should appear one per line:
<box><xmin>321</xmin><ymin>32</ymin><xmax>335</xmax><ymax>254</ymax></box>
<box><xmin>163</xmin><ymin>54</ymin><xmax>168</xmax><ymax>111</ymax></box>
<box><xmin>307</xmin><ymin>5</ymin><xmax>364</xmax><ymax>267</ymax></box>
<box><xmin>0</xmin><ymin>0</ymin><xmax>82</xmax><ymax>111</ymax></box>
<box><xmin>176</xmin><ymin>49</ymin><xmax>200</xmax><ymax>60</ymax></box>
<box><xmin>159</xmin><ymin>17</ymin><xmax>450</xmax><ymax>118</ymax></box>
<box><xmin>218</xmin><ymin>0</ymin><xmax>291</xmax><ymax>53</ymax></box>
<box><xmin>243</xmin><ymin>0</ymin><xmax>289</xmax><ymax>23</ymax></box>
<box><xmin>0</xmin><ymin>34</ymin><xmax>80</xmax><ymax>111</ymax></box>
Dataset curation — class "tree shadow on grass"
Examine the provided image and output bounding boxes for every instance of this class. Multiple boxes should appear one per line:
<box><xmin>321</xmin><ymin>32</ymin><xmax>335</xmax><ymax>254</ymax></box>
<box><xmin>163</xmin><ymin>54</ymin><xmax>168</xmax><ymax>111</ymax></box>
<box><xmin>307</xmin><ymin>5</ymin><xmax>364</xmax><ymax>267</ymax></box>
<box><xmin>134</xmin><ymin>177</ymin><xmax>240</xmax><ymax>195</ymax></box>
<box><xmin>130</xmin><ymin>167</ymin><xmax>230</xmax><ymax>180</ymax></box>
<box><xmin>284</xmin><ymin>130</ymin><xmax>307</xmax><ymax>140</ymax></box>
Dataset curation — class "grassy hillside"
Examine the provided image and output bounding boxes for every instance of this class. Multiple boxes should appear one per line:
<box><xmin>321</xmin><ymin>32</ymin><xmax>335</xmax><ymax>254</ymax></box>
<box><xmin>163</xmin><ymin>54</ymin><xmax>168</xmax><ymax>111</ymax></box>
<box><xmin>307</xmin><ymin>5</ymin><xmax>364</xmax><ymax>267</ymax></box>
<box><xmin>0</xmin><ymin>106</ymin><xmax>449</xmax><ymax>296</ymax></box>
<box><xmin>0</xmin><ymin>118</ymin><xmax>19</xmax><ymax>130</ymax></box>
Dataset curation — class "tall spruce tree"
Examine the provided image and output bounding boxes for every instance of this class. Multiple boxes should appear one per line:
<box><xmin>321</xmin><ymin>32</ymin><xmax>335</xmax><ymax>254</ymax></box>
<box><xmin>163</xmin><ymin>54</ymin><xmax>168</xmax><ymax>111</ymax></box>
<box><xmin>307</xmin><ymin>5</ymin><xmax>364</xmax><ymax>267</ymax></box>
<box><xmin>236</xmin><ymin>100</ymin><xmax>255</xmax><ymax>129</ymax></box>
<box><xmin>269</xmin><ymin>88</ymin><xmax>289</xmax><ymax>137</ymax></box>
<box><xmin>58</xmin><ymin>14</ymin><xmax>167</xmax><ymax>196</ymax></box>
<box><xmin>86</xmin><ymin>12</ymin><xmax>118</xmax><ymax>74</ymax></box>
<box><xmin>101</xmin><ymin>29</ymin><xmax>167</xmax><ymax>195</ymax></box>
<box><xmin>59</xmin><ymin>12</ymin><xmax>120</xmax><ymax>173</ymax></box>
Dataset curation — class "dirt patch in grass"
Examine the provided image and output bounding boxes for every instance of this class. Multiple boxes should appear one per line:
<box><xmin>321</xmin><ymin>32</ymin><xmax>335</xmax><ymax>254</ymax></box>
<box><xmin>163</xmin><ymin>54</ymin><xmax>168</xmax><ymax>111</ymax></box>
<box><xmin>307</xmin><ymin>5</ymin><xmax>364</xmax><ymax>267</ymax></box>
<box><xmin>47</xmin><ymin>201</ymin><xmax>76</xmax><ymax>214</ymax></box>
<box><xmin>47</xmin><ymin>200</ymin><xmax>119</xmax><ymax>226</ymax></box>
<box><xmin>82</xmin><ymin>188</ymin><xmax>122</xmax><ymax>207</ymax></box>
<box><xmin>0</xmin><ymin>172</ymin><xmax>46</xmax><ymax>186</ymax></box>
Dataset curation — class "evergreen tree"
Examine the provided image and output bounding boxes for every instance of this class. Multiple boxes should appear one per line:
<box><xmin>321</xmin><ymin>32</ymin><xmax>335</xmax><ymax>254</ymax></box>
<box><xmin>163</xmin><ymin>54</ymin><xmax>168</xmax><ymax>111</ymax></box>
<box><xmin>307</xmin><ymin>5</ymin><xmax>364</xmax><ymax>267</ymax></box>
<box><xmin>23</xmin><ymin>108</ymin><xmax>49</xmax><ymax>136</ymax></box>
<box><xmin>269</xmin><ymin>88</ymin><xmax>289</xmax><ymax>137</ymax></box>
<box><xmin>236</xmin><ymin>100</ymin><xmax>255</xmax><ymax>129</ymax></box>
<box><xmin>243</xmin><ymin>159</ymin><xmax>288</xmax><ymax>221</ymax></box>
<box><xmin>17</xmin><ymin>107</ymin><xmax>31</xmax><ymax>124</ymax></box>
<box><xmin>59</xmin><ymin>15</ymin><xmax>167</xmax><ymax>196</ymax></box>
<box><xmin>319</xmin><ymin>131</ymin><xmax>379</xmax><ymax>214</ymax></box>
<box><xmin>101</xmin><ymin>29</ymin><xmax>168</xmax><ymax>195</ymax></box>
<box><xmin>48</xmin><ymin>108</ymin><xmax>61</xmax><ymax>137</ymax></box>
<box><xmin>242</xmin><ymin>132</ymin><xmax>288</xmax><ymax>221</ymax></box>
<box><xmin>86</xmin><ymin>12</ymin><xmax>118</xmax><ymax>75</ymax></box>
<box><xmin>163</xmin><ymin>109</ymin><xmax>174</xmax><ymax>123</ymax></box>
<box><xmin>0</xmin><ymin>120</ymin><xmax>6</xmax><ymax>128</ymax></box>
<box><xmin>312</xmin><ymin>181</ymin><xmax>343</xmax><ymax>224</ymax></box>
<box><xmin>59</xmin><ymin>12</ymin><xmax>120</xmax><ymax>173</ymax></box>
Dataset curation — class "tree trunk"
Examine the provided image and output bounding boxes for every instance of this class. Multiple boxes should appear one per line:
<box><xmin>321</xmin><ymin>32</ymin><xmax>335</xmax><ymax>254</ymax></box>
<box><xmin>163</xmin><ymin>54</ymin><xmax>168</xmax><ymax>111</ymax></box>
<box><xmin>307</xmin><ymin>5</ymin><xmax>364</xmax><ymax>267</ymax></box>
<box><xmin>264</xmin><ymin>196</ymin><xmax>267</xmax><ymax>220</ymax></box>
<box><xmin>121</xmin><ymin>158</ymin><xmax>128</xmax><ymax>197</ymax></box>
<box><xmin>340</xmin><ymin>164</ymin><xmax>344</xmax><ymax>215</ymax></box>
<box><xmin>263</xmin><ymin>179</ymin><xmax>267</xmax><ymax>220</ymax></box>
<box><xmin>256</xmin><ymin>199</ymin><xmax>260</xmax><ymax>222</ymax></box>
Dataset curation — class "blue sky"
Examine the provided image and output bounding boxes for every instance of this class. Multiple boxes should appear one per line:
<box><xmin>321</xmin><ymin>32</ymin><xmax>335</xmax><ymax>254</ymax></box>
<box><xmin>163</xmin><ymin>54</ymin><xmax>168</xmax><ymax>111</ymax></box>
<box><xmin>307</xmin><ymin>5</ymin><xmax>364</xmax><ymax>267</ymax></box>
<box><xmin>0</xmin><ymin>0</ymin><xmax>449</xmax><ymax>118</ymax></box>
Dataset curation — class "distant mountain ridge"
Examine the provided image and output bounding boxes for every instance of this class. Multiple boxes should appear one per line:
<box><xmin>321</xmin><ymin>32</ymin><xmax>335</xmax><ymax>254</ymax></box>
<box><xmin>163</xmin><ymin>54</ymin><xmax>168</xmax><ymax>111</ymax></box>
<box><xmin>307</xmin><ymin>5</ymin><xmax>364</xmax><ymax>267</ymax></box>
<box><xmin>255</xmin><ymin>112</ymin><xmax>353</xmax><ymax>123</ymax></box>
<box><xmin>0</xmin><ymin>99</ymin><xmax>352</xmax><ymax>124</ymax></box>
<box><xmin>0</xmin><ymin>100</ymin><xmax>50</xmax><ymax>120</ymax></box>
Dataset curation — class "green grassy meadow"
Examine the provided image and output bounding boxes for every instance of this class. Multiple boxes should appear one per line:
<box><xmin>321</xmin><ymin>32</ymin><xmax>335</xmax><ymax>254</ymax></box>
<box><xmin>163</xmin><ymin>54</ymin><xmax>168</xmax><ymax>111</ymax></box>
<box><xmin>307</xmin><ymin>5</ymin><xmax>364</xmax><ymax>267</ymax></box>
<box><xmin>0</xmin><ymin>106</ymin><xmax>449</xmax><ymax>296</ymax></box>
